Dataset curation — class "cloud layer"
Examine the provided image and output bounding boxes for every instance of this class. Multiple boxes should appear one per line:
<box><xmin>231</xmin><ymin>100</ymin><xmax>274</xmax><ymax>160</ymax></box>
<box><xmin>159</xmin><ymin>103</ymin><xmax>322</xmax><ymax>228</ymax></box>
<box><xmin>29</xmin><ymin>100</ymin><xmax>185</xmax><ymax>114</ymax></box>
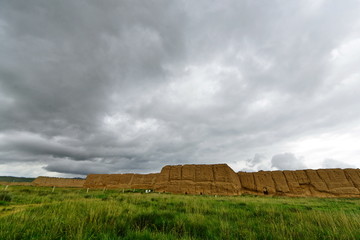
<box><xmin>1</xmin><ymin>0</ymin><xmax>360</xmax><ymax>177</ymax></box>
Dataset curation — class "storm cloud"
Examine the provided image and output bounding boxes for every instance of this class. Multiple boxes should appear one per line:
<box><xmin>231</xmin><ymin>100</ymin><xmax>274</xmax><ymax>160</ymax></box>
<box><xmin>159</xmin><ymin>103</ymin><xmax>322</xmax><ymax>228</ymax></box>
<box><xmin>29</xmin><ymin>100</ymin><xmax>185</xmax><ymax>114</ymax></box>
<box><xmin>1</xmin><ymin>0</ymin><xmax>360</xmax><ymax>177</ymax></box>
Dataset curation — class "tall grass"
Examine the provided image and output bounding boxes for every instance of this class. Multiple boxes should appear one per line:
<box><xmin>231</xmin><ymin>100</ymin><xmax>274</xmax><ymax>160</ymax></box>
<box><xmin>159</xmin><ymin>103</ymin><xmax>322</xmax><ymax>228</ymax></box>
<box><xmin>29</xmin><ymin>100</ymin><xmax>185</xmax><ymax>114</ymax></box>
<box><xmin>0</xmin><ymin>186</ymin><xmax>359</xmax><ymax>239</ymax></box>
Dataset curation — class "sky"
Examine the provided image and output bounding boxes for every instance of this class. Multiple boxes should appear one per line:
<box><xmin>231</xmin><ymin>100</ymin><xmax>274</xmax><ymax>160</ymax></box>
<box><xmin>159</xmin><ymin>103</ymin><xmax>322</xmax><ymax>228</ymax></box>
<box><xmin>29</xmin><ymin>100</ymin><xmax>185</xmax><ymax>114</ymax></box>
<box><xmin>1</xmin><ymin>0</ymin><xmax>360</xmax><ymax>178</ymax></box>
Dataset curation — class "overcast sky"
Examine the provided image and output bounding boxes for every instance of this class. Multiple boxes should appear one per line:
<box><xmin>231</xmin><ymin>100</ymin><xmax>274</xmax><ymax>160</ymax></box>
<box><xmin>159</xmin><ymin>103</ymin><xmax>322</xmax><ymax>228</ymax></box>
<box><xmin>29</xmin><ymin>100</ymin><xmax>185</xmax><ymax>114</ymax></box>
<box><xmin>1</xmin><ymin>0</ymin><xmax>360</xmax><ymax>177</ymax></box>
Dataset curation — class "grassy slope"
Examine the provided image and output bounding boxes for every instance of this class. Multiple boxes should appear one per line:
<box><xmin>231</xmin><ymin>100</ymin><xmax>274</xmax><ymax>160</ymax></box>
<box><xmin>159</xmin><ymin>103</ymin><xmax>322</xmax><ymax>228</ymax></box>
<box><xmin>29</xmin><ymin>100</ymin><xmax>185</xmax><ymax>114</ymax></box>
<box><xmin>0</xmin><ymin>176</ymin><xmax>35</xmax><ymax>182</ymax></box>
<box><xmin>0</xmin><ymin>186</ymin><xmax>359</xmax><ymax>240</ymax></box>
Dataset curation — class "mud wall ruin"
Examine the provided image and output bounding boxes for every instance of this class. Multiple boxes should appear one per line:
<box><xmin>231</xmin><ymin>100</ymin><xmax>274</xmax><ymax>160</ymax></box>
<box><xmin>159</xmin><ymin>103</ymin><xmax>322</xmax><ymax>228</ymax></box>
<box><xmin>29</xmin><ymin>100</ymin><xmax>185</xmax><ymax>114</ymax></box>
<box><xmin>22</xmin><ymin>164</ymin><xmax>360</xmax><ymax>197</ymax></box>
<box><xmin>238</xmin><ymin>169</ymin><xmax>360</xmax><ymax>197</ymax></box>
<box><xmin>83</xmin><ymin>173</ymin><xmax>159</xmax><ymax>189</ymax></box>
<box><xmin>0</xmin><ymin>181</ymin><xmax>32</xmax><ymax>186</ymax></box>
<box><xmin>32</xmin><ymin>177</ymin><xmax>85</xmax><ymax>188</ymax></box>
<box><xmin>83</xmin><ymin>164</ymin><xmax>241</xmax><ymax>196</ymax></box>
<box><xmin>153</xmin><ymin>164</ymin><xmax>241</xmax><ymax>195</ymax></box>
<box><xmin>83</xmin><ymin>165</ymin><xmax>360</xmax><ymax>197</ymax></box>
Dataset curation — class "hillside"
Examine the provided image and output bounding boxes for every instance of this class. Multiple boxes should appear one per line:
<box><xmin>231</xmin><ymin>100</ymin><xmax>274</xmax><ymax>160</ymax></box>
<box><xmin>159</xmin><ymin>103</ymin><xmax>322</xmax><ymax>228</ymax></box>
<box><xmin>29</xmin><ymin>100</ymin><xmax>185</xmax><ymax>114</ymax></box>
<box><xmin>0</xmin><ymin>176</ymin><xmax>35</xmax><ymax>183</ymax></box>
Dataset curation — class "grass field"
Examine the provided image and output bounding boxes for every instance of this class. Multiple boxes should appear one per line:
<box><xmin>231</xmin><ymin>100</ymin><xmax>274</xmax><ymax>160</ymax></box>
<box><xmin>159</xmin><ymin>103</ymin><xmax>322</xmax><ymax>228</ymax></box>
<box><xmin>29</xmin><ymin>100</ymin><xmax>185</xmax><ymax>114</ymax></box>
<box><xmin>0</xmin><ymin>185</ymin><xmax>360</xmax><ymax>239</ymax></box>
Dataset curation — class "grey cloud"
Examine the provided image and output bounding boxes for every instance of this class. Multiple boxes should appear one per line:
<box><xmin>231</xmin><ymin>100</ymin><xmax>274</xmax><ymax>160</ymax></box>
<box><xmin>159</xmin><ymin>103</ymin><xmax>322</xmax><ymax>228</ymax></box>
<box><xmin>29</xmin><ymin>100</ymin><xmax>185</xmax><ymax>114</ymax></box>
<box><xmin>43</xmin><ymin>160</ymin><xmax>116</xmax><ymax>175</ymax></box>
<box><xmin>0</xmin><ymin>132</ymin><xmax>91</xmax><ymax>160</ymax></box>
<box><xmin>271</xmin><ymin>153</ymin><xmax>307</xmax><ymax>170</ymax></box>
<box><xmin>321</xmin><ymin>159</ymin><xmax>356</xmax><ymax>169</ymax></box>
<box><xmin>43</xmin><ymin>158</ymin><xmax>162</xmax><ymax>176</ymax></box>
<box><xmin>0</xmin><ymin>0</ymin><xmax>185</xmax><ymax>134</ymax></box>
<box><xmin>243</xmin><ymin>153</ymin><xmax>267</xmax><ymax>170</ymax></box>
<box><xmin>1</xmin><ymin>1</ymin><xmax>360</xmax><ymax>176</ymax></box>
<box><xmin>240</xmin><ymin>154</ymin><xmax>271</xmax><ymax>172</ymax></box>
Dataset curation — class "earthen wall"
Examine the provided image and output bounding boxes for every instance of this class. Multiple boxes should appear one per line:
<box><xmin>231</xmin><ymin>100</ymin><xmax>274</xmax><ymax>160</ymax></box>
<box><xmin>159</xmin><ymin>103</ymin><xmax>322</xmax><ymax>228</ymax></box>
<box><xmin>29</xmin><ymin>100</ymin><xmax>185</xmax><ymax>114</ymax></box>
<box><xmin>237</xmin><ymin>168</ymin><xmax>360</xmax><ymax>197</ymax></box>
<box><xmin>23</xmin><ymin>165</ymin><xmax>360</xmax><ymax>197</ymax></box>
<box><xmin>32</xmin><ymin>177</ymin><xmax>85</xmax><ymax>187</ymax></box>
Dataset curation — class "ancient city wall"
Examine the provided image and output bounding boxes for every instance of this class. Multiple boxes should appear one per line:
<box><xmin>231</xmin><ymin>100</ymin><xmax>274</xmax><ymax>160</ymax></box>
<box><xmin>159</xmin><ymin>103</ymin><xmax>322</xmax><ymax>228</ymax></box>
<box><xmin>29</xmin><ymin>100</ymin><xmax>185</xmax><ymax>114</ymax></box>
<box><xmin>83</xmin><ymin>173</ymin><xmax>159</xmax><ymax>189</ymax></box>
<box><xmin>83</xmin><ymin>164</ymin><xmax>241</xmax><ymax>196</ymax></box>
<box><xmin>32</xmin><ymin>177</ymin><xmax>85</xmax><ymax>188</ymax></box>
<box><xmin>238</xmin><ymin>169</ymin><xmax>360</xmax><ymax>197</ymax></box>
<box><xmin>0</xmin><ymin>181</ymin><xmax>32</xmax><ymax>186</ymax></box>
<box><xmin>153</xmin><ymin>164</ymin><xmax>241</xmax><ymax>195</ymax></box>
<box><xmin>83</xmin><ymin>165</ymin><xmax>360</xmax><ymax>197</ymax></box>
<box><xmin>25</xmin><ymin>164</ymin><xmax>360</xmax><ymax>197</ymax></box>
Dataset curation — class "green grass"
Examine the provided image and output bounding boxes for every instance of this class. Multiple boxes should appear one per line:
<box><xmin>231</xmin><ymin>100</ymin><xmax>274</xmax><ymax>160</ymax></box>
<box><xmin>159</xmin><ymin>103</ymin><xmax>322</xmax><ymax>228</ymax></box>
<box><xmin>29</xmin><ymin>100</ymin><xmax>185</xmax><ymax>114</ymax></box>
<box><xmin>0</xmin><ymin>186</ymin><xmax>359</xmax><ymax>239</ymax></box>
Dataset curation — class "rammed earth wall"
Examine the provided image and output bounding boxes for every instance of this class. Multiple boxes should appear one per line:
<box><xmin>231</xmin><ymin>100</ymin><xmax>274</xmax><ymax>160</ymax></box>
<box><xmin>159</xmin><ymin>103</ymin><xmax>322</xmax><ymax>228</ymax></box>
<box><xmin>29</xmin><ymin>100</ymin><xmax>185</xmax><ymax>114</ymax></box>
<box><xmin>32</xmin><ymin>177</ymin><xmax>85</xmax><ymax>188</ymax></box>
<box><xmin>28</xmin><ymin>164</ymin><xmax>360</xmax><ymax>197</ymax></box>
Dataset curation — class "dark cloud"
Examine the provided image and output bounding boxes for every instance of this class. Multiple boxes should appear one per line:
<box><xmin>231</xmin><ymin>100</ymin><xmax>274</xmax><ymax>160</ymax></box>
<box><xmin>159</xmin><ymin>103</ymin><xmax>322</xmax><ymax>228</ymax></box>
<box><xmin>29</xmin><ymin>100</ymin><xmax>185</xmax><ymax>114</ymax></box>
<box><xmin>0</xmin><ymin>132</ymin><xmax>91</xmax><ymax>160</ymax></box>
<box><xmin>1</xmin><ymin>1</ymin><xmax>360</xmax><ymax>176</ymax></box>
<box><xmin>43</xmin><ymin>160</ymin><xmax>117</xmax><ymax>175</ymax></box>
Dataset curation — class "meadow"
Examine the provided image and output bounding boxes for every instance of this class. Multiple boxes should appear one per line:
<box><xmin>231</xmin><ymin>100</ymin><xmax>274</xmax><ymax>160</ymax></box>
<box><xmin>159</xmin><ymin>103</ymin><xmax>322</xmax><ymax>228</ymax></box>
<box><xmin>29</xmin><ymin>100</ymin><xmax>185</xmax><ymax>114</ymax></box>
<box><xmin>0</xmin><ymin>185</ymin><xmax>360</xmax><ymax>240</ymax></box>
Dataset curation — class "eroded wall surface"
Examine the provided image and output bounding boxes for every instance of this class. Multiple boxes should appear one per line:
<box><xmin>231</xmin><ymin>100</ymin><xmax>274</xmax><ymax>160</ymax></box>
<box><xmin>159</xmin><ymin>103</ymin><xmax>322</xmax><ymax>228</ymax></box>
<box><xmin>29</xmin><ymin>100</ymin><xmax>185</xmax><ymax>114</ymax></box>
<box><xmin>32</xmin><ymin>177</ymin><xmax>85</xmax><ymax>188</ymax></box>
<box><xmin>28</xmin><ymin>165</ymin><xmax>360</xmax><ymax>197</ymax></box>
<box><xmin>153</xmin><ymin>164</ymin><xmax>241</xmax><ymax>196</ymax></box>
<box><xmin>83</xmin><ymin>173</ymin><xmax>159</xmax><ymax>189</ymax></box>
<box><xmin>83</xmin><ymin>164</ymin><xmax>241</xmax><ymax>195</ymax></box>
<box><xmin>0</xmin><ymin>181</ymin><xmax>32</xmax><ymax>186</ymax></box>
<box><xmin>238</xmin><ymin>169</ymin><xmax>360</xmax><ymax>197</ymax></box>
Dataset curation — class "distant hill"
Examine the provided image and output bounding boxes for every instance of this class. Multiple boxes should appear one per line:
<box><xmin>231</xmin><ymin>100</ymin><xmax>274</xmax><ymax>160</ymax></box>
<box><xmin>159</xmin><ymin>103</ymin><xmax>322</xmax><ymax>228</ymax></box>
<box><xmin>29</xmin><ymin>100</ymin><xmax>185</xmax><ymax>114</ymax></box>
<box><xmin>0</xmin><ymin>176</ymin><xmax>35</xmax><ymax>182</ymax></box>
